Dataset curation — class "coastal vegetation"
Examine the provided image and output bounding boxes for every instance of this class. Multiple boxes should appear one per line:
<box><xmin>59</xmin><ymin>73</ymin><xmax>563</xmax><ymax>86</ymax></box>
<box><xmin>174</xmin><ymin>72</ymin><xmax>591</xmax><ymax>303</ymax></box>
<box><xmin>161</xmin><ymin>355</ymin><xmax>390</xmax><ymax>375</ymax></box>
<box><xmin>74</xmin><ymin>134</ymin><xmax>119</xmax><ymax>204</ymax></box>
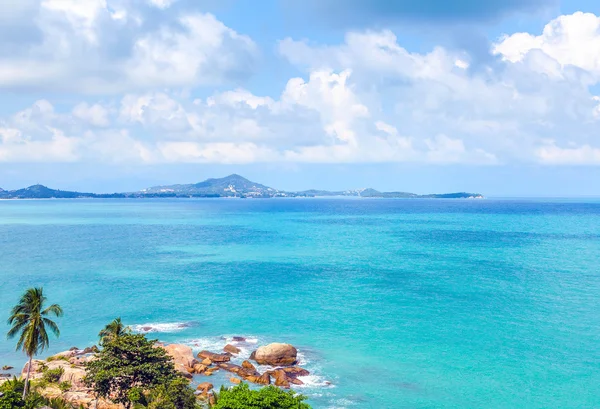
<box><xmin>7</xmin><ymin>287</ymin><xmax>63</xmax><ymax>399</ymax></box>
<box><xmin>3</xmin><ymin>288</ymin><xmax>313</xmax><ymax>409</ymax></box>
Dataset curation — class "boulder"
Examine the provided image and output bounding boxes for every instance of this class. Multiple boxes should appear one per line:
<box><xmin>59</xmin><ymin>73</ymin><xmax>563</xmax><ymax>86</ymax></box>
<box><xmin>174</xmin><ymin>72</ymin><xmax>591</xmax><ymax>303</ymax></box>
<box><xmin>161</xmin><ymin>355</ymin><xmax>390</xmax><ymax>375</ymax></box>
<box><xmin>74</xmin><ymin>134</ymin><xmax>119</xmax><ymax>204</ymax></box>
<box><xmin>256</xmin><ymin>372</ymin><xmax>271</xmax><ymax>385</ymax></box>
<box><xmin>204</xmin><ymin>367</ymin><xmax>219</xmax><ymax>376</ymax></box>
<box><xmin>289</xmin><ymin>377</ymin><xmax>304</xmax><ymax>385</ymax></box>
<box><xmin>1</xmin><ymin>366</ymin><xmax>13</xmax><ymax>371</ymax></box>
<box><xmin>241</xmin><ymin>360</ymin><xmax>256</xmax><ymax>371</ymax></box>
<box><xmin>269</xmin><ymin>369</ymin><xmax>290</xmax><ymax>388</ymax></box>
<box><xmin>253</xmin><ymin>343</ymin><xmax>297</xmax><ymax>366</ymax></box>
<box><xmin>197</xmin><ymin>351</ymin><xmax>231</xmax><ymax>363</ymax></box>
<box><xmin>193</xmin><ymin>364</ymin><xmax>207</xmax><ymax>374</ymax></box>
<box><xmin>201</xmin><ymin>358</ymin><xmax>212</xmax><ymax>366</ymax></box>
<box><xmin>162</xmin><ymin>344</ymin><xmax>196</xmax><ymax>377</ymax></box>
<box><xmin>196</xmin><ymin>382</ymin><xmax>213</xmax><ymax>393</ymax></box>
<box><xmin>230</xmin><ymin>377</ymin><xmax>241</xmax><ymax>384</ymax></box>
<box><xmin>218</xmin><ymin>363</ymin><xmax>243</xmax><ymax>374</ymax></box>
<box><xmin>282</xmin><ymin>367</ymin><xmax>310</xmax><ymax>378</ymax></box>
<box><xmin>223</xmin><ymin>344</ymin><xmax>241</xmax><ymax>355</ymax></box>
<box><xmin>232</xmin><ymin>336</ymin><xmax>246</xmax><ymax>342</ymax></box>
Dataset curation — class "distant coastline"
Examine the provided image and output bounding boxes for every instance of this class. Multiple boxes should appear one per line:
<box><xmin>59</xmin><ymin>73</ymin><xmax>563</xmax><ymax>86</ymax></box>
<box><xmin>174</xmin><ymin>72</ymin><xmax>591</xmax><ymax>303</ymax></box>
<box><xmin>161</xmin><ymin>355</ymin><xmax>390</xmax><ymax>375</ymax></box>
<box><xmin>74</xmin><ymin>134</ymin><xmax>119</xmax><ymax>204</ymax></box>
<box><xmin>0</xmin><ymin>174</ymin><xmax>484</xmax><ymax>200</ymax></box>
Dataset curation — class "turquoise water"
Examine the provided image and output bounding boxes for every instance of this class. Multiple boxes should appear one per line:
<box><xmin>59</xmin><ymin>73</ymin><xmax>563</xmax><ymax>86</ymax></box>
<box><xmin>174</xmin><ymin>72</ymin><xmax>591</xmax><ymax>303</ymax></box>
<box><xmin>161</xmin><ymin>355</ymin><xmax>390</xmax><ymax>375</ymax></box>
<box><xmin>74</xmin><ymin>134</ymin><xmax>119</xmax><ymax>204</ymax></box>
<box><xmin>1</xmin><ymin>198</ymin><xmax>600</xmax><ymax>408</ymax></box>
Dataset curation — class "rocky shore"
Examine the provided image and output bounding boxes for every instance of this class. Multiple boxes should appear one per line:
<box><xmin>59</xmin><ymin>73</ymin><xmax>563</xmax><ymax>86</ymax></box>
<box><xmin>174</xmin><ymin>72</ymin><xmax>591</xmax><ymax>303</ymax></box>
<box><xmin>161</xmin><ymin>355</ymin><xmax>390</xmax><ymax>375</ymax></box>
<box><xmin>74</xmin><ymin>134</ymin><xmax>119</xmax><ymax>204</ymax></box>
<box><xmin>1</xmin><ymin>339</ymin><xmax>311</xmax><ymax>408</ymax></box>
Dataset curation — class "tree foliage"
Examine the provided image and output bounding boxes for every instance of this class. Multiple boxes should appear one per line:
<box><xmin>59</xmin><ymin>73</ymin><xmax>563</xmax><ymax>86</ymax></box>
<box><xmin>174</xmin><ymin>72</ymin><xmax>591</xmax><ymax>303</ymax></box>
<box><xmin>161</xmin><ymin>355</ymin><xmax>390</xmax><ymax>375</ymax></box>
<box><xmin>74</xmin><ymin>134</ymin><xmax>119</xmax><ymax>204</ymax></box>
<box><xmin>98</xmin><ymin>317</ymin><xmax>130</xmax><ymax>346</ymax></box>
<box><xmin>7</xmin><ymin>287</ymin><xmax>63</xmax><ymax>398</ymax></box>
<box><xmin>84</xmin><ymin>333</ymin><xmax>178</xmax><ymax>408</ymax></box>
<box><xmin>146</xmin><ymin>378</ymin><xmax>198</xmax><ymax>409</ymax></box>
<box><xmin>212</xmin><ymin>384</ymin><xmax>311</xmax><ymax>409</ymax></box>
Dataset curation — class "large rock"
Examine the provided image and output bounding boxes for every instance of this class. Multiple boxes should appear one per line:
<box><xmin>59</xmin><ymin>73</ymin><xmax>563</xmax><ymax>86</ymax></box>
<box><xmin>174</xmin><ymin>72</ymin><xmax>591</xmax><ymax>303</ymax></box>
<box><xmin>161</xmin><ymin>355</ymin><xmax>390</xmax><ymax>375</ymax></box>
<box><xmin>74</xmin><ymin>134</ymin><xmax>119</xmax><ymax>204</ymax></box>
<box><xmin>197</xmin><ymin>351</ymin><xmax>230</xmax><ymax>363</ymax></box>
<box><xmin>253</xmin><ymin>343</ymin><xmax>297</xmax><ymax>366</ymax></box>
<box><xmin>162</xmin><ymin>344</ymin><xmax>196</xmax><ymax>377</ymax></box>
<box><xmin>223</xmin><ymin>344</ymin><xmax>241</xmax><ymax>354</ymax></box>
<box><xmin>282</xmin><ymin>367</ymin><xmax>310</xmax><ymax>378</ymax></box>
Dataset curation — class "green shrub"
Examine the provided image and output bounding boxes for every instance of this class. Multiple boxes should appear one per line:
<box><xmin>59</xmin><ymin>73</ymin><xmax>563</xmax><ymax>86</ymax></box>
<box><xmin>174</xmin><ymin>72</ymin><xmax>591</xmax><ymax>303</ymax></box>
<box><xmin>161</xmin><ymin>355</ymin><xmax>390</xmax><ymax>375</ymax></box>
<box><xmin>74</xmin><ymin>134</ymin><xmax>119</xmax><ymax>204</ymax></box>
<box><xmin>42</xmin><ymin>367</ymin><xmax>64</xmax><ymax>383</ymax></box>
<box><xmin>24</xmin><ymin>392</ymin><xmax>48</xmax><ymax>409</ymax></box>
<box><xmin>0</xmin><ymin>390</ymin><xmax>25</xmax><ymax>409</ymax></box>
<box><xmin>0</xmin><ymin>376</ymin><xmax>25</xmax><ymax>394</ymax></box>
<box><xmin>47</xmin><ymin>355</ymin><xmax>70</xmax><ymax>363</ymax></box>
<box><xmin>147</xmin><ymin>378</ymin><xmax>197</xmax><ymax>409</ymax></box>
<box><xmin>212</xmin><ymin>383</ymin><xmax>311</xmax><ymax>409</ymax></box>
<box><xmin>58</xmin><ymin>381</ymin><xmax>72</xmax><ymax>392</ymax></box>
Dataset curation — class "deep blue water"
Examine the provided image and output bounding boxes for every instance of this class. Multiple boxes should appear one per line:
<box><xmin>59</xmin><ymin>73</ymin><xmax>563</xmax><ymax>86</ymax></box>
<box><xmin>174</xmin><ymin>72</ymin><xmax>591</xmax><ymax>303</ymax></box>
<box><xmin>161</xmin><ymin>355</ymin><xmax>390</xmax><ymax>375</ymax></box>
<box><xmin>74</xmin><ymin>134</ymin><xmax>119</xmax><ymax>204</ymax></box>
<box><xmin>1</xmin><ymin>198</ymin><xmax>599</xmax><ymax>408</ymax></box>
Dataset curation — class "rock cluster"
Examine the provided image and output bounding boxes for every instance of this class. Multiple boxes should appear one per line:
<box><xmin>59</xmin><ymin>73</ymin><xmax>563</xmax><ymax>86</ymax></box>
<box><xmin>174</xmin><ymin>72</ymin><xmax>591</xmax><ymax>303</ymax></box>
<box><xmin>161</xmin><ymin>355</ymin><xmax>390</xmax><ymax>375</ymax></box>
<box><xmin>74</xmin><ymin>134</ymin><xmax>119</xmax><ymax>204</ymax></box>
<box><xmin>169</xmin><ymin>341</ymin><xmax>309</xmax><ymax>390</ymax></box>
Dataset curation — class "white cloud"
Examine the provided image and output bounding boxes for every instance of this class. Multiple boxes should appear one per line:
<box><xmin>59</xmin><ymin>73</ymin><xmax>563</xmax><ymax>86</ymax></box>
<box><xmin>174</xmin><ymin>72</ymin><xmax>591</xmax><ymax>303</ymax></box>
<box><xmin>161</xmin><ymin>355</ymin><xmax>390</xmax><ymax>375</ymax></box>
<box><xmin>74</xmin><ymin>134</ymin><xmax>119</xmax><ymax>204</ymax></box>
<box><xmin>126</xmin><ymin>14</ymin><xmax>257</xmax><ymax>89</ymax></box>
<box><xmin>2</xmin><ymin>11</ymin><xmax>600</xmax><ymax>167</ymax></box>
<box><xmin>147</xmin><ymin>0</ymin><xmax>178</xmax><ymax>9</ymax></box>
<box><xmin>73</xmin><ymin>102</ymin><xmax>110</xmax><ymax>127</ymax></box>
<box><xmin>493</xmin><ymin>12</ymin><xmax>600</xmax><ymax>80</ymax></box>
<box><xmin>536</xmin><ymin>142</ymin><xmax>600</xmax><ymax>165</ymax></box>
<box><xmin>0</xmin><ymin>3</ymin><xmax>257</xmax><ymax>93</ymax></box>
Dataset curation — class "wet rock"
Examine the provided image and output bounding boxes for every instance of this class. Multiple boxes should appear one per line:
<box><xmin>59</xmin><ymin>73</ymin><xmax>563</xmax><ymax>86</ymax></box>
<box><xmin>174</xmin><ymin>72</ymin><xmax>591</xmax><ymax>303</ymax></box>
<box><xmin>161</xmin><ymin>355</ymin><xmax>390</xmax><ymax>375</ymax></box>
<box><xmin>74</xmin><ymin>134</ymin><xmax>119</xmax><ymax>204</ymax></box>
<box><xmin>1</xmin><ymin>366</ymin><xmax>13</xmax><ymax>371</ymax></box>
<box><xmin>289</xmin><ymin>377</ymin><xmax>304</xmax><ymax>385</ymax></box>
<box><xmin>223</xmin><ymin>344</ymin><xmax>241</xmax><ymax>355</ymax></box>
<box><xmin>197</xmin><ymin>351</ymin><xmax>231</xmax><ymax>363</ymax></box>
<box><xmin>204</xmin><ymin>367</ymin><xmax>219</xmax><ymax>376</ymax></box>
<box><xmin>80</xmin><ymin>346</ymin><xmax>99</xmax><ymax>355</ymax></box>
<box><xmin>196</xmin><ymin>382</ymin><xmax>213</xmax><ymax>393</ymax></box>
<box><xmin>232</xmin><ymin>336</ymin><xmax>246</xmax><ymax>342</ymax></box>
<box><xmin>201</xmin><ymin>358</ymin><xmax>212</xmax><ymax>366</ymax></box>
<box><xmin>269</xmin><ymin>370</ymin><xmax>290</xmax><ymax>389</ymax></box>
<box><xmin>193</xmin><ymin>364</ymin><xmax>207</xmax><ymax>374</ymax></box>
<box><xmin>230</xmin><ymin>377</ymin><xmax>241</xmax><ymax>384</ymax></box>
<box><xmin>249</xmin><ymin>350</ymin><xmax>256</xmax><ymax>360</ymax></box>
<box><xmin>282</xmin><ymin>367</ymin><xmax>310</xmax><ymax>378</ymax></box>
<box><xmin>218</xmin><ymin>363</ymin><xmax>243</xmax><ymax>374</ymax></box>
<box><xmin>253</xmin><ymin>343</ymin><xmax>297</xmax><ymax>366</ymax></box>
<box><xmin>256</xmin><ymin>372</ymin><xmax>271</xmax><ymax>385</ymax></box>
<box><xmin>241</xmin><ymin>360</ymin><xmax>256</xmax><ymax>371</ymax></box>
<box><xmin>0</xmin><ymin>373</ymin><xmax>11</xmax><ymax>378</ymax></box>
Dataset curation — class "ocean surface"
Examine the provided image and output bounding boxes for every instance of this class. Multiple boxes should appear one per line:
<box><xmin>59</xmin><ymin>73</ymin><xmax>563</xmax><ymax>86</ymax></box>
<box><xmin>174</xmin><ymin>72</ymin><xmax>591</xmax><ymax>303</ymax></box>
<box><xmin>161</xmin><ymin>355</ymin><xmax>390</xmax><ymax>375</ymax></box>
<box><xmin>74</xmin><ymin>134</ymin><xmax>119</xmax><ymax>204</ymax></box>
<box><xmin>1</xmin><ymin>198</ymin><xmax>599</xmax><ymax>408</ymax></box>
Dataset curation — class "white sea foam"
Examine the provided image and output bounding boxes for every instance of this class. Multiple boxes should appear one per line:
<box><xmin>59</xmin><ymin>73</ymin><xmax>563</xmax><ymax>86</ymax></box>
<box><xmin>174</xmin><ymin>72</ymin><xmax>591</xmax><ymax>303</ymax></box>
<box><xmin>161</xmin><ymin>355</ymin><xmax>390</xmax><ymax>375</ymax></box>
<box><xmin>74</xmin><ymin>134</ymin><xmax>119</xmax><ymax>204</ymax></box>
<box><xmin>132</xmin><ymin>322</ymin><xmax>196</xmax><ymax>333</ymax></box>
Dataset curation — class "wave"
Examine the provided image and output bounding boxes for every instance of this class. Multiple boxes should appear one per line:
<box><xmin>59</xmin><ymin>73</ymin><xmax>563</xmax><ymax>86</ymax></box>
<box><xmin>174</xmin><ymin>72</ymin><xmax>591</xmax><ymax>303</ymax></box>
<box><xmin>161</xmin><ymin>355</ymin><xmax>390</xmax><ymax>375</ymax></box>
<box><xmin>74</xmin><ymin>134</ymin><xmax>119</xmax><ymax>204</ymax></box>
<box><xmin>131</xmin><ymin>321</ymin><xmax>198</xmax><ymax>333</ymax></box>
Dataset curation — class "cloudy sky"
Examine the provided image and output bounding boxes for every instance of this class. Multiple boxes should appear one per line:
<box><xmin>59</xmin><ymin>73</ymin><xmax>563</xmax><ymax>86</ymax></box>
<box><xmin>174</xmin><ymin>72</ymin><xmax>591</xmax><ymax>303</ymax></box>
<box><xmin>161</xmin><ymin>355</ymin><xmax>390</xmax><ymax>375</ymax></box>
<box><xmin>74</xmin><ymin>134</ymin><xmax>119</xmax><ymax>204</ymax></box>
<box><xmin>1</xmin><ymin>0</ymin><xmax>600</xmax><ymax>196</ymax></box>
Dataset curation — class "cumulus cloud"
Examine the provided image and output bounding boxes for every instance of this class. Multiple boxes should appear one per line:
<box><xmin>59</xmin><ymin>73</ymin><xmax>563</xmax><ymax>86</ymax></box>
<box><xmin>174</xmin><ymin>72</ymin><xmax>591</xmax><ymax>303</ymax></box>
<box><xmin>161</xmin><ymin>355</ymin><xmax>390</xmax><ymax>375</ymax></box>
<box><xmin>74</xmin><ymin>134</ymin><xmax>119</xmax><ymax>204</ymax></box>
<box><xmin>0</xmin><ymin>2</ymin><xmax>257</xmax><ymax>93</ymax></box>
<box><xmin>493</xmin><ymin>12</ymin><xmax>600</xmax><ymax>81</ymax></box>
<box><xmin>1</xmin><ymin>10</ymin><xmax>600</xmax><ymax>167</ymax></box>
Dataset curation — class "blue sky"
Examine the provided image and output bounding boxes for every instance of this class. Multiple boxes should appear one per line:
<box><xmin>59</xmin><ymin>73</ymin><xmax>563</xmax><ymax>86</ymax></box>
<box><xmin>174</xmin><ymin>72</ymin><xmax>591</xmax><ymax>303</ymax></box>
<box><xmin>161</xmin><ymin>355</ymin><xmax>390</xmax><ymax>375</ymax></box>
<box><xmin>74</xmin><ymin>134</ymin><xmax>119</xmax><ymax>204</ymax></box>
<box><xmin>1</xmin><ymin>0</ymin><xmax>600</xmax><ymax>196</ymax></box>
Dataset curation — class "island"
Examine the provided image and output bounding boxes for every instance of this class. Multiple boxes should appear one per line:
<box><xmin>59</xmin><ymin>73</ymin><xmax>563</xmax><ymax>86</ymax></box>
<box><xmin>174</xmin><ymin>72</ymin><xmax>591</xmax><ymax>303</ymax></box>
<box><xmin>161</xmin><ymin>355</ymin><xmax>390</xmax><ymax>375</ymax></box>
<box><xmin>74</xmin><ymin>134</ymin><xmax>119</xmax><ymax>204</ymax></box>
<box><xmin>0</xmin><ymin>174</ymin><xmax>484</xmax><ymax>199</ymax></box>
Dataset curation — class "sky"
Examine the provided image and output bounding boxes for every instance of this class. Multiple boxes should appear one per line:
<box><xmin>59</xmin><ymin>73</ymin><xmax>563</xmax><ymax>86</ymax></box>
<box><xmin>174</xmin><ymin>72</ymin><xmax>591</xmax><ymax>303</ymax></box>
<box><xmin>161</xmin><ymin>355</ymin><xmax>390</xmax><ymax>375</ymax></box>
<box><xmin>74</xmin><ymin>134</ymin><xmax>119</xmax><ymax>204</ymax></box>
<box><xmin>1</xmin><ymin>0</ymin><xmax>600</xmax><ymax>196</ymax></box>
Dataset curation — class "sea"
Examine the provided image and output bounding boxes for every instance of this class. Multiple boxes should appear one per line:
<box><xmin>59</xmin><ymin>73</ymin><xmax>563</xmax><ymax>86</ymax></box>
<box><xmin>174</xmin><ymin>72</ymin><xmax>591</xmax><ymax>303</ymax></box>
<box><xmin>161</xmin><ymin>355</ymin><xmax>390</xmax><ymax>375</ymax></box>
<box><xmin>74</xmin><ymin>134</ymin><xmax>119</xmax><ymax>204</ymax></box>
<box><xmin>1</xmin><ymin>198</ymin><xmax>599</xmax><ymax>408</ymax></box>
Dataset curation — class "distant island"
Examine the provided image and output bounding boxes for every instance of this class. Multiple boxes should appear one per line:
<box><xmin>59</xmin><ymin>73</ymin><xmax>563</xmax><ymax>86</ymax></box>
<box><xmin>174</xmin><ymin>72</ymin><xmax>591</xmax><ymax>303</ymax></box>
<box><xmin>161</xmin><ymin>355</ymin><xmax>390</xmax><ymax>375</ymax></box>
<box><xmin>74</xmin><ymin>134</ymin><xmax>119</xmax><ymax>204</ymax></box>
<box><xmin>0</xmin><ymin>174</ymin><xmax>484</xmax><ymax>199</ymax></box>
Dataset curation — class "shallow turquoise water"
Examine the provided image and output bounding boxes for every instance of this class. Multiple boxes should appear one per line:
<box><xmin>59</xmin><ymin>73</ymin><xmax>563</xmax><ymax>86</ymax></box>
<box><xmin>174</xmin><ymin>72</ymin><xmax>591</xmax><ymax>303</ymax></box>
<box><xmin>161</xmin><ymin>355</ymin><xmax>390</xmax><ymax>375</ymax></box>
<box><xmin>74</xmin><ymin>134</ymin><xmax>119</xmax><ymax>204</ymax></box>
<box><xmin>1</xmin><ymin>198</ymin><xmax>599</xmax><ymax>408</ymax></box>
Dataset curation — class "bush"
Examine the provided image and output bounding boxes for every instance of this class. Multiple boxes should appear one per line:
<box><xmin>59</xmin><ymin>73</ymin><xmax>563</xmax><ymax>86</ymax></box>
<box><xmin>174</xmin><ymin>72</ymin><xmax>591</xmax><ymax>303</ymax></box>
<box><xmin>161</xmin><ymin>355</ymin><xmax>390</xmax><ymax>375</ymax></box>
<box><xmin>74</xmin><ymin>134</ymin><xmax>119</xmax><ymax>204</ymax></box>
<box><xmin>0</xmin><ymin>377</ymin><xmax>25</xmax><ymax>394</ymax></box>
<box><xmin>58</xmin><ymin>381</ymin><xmax>72</xmax><ymax>392</ymax></box>
<box><xmin>212</xmin><ymin>383</ymin><xmax>311</xmax><ymax>409</ymax></box>
<box><xmin>0</xmin><ymin>390</ymin><xmax>25</xmax><ymax>409</ymax></box>
<box><xmin>147</xmin><ymin>378</ymin><xmax>198</xmax><ymax>409</ymax></box>
<box><xmin>42</xmin><ymin>367</ymin><xmax>64</xmax><ymax>383</ymax></box>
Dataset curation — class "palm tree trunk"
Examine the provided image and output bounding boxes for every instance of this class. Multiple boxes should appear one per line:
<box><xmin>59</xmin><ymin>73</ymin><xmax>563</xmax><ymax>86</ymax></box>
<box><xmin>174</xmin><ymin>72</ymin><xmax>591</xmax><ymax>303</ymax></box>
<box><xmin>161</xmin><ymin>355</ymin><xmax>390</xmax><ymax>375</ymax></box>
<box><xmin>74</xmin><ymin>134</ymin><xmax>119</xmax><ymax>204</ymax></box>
<box><xmin>23</xmin><ymin>355</ymin><xmax>32</xmax><ymax>400</ymax></box>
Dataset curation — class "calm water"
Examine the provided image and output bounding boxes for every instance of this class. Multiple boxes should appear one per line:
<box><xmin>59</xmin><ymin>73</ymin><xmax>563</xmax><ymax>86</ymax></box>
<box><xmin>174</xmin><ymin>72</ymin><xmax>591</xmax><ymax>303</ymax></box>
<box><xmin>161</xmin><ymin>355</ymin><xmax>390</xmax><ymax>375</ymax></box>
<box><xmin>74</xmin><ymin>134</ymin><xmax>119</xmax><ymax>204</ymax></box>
<box><xmin>1</xmin><ymin>198</ymin><xmax>599</xmax><ymax>408</ymax></box>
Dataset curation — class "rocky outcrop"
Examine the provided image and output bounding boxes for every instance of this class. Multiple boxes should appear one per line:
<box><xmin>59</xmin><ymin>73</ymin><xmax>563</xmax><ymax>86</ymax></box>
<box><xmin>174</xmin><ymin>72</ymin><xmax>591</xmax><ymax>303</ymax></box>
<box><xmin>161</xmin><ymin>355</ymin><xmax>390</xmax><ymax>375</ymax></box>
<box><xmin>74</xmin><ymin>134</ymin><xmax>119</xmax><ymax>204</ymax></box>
<box><xmin>162</xmin><ymin>344</ymin><xmax>196</xmax><ymax>378</ymax></box>
<box><xmin>197</xmin><ymin>351</ymin><xmax>231</xmax><ymax>363</ymax></box>
<box><xmin>223</xmin><ymin>344</ymin><xmax>241</xmax><ymax>354</ymax></box>
<box><xmin>252</xmin><ymin>343</ymin><xmax>298</xmax><ymax>366</ymax></box>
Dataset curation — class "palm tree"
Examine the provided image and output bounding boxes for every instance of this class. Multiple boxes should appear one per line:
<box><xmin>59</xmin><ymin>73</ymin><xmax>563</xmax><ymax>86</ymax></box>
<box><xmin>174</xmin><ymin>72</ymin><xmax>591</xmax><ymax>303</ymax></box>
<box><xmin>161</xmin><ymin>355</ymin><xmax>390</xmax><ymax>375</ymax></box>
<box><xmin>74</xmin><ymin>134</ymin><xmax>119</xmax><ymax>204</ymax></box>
<box><xmin>98</xmin><ymin>317</ymin><xmax>130</xmax><ymax>346</ymax></box>
<box><xmin>7</xmin><ymin>287</ymin><xmax>63</xmax><ymax>399</ymax></box>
